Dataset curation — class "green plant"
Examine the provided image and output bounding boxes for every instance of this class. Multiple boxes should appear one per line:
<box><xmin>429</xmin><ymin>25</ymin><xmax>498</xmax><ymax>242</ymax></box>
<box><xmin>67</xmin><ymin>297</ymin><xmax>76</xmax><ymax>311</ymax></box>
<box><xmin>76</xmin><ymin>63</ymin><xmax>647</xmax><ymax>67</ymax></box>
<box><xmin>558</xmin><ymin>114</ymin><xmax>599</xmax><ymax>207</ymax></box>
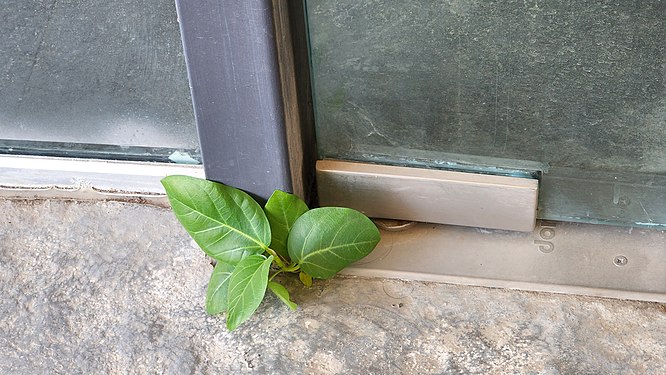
<box><xmin>161</xmin><ymin>175</ymin><xmax>381</xmax><ymax>330</ymax></box>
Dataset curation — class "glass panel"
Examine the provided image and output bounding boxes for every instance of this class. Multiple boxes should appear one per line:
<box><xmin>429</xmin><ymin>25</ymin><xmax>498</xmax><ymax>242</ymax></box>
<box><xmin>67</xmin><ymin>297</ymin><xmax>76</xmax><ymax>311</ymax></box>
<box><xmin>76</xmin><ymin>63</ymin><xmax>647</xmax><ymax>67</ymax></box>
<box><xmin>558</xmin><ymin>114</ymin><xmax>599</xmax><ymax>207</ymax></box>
<box><xmin>0</xmin><ymin>0</ymin><xmax>199</xmax><ymax>163</ymax></box>
<box><xmin>306</xmin><ymin>0</ymin><xmax>666</xmax><ymax>227</ymax></box>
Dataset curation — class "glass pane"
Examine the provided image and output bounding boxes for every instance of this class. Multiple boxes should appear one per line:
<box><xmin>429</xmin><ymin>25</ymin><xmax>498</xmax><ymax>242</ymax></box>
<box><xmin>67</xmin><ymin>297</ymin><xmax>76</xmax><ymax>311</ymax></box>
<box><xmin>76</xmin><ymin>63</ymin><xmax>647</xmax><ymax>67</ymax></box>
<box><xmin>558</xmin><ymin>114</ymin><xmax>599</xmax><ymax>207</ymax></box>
<box><xmin>0</xmin><ymin>0</ymin><xmax>199</xmax><ymax>163</ymax></box>
<box><xmin>306</xmin><ymin>0</ymin><xmax>666</xmax><ymax>227</ymax></box>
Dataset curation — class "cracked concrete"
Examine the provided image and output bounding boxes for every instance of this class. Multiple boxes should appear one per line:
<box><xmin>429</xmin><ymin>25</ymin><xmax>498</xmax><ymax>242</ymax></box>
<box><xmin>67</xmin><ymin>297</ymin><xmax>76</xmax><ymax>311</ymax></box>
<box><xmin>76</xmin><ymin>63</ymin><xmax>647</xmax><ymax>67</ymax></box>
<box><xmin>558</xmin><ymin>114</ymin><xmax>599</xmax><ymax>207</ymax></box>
<box><xmin>0</xmin><ymin>199</ymin><xmax>664</xmax><ymax>374</ymax></box>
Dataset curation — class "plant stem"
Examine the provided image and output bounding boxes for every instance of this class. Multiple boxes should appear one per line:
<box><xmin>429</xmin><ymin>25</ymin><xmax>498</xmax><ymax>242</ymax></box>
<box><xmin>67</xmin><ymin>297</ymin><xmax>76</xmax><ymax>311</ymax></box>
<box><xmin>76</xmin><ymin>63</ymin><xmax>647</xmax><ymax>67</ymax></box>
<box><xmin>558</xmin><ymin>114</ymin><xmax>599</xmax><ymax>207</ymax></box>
<box><xmin>264</xmin><ymin>247</ymin><xmax>286</xmax><ymax>268</ymax></box>
<box><xmin>282</xmin><ymin>263</ymin><xmax>300</xmax><ymax>273</ymax></box>
<box><xmin>269</xmin><ymin>270</ymin><xmax>283</xmax><ymax>282</ymax></box>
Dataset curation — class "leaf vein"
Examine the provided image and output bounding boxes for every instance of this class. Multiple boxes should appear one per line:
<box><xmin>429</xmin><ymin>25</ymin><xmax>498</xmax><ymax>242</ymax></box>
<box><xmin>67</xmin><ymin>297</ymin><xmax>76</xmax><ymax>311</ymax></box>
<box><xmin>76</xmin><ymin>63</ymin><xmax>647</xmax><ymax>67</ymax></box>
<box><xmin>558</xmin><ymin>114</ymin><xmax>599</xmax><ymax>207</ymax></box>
<box><xmin>298</xmin><ymin>240</ymin><xmax>377</xmax><ymax>262</ymax></box>
<box><xmin>168</xmin><ymin>194</ymin><xmax>266</xmax><ymax>249</ymax></box>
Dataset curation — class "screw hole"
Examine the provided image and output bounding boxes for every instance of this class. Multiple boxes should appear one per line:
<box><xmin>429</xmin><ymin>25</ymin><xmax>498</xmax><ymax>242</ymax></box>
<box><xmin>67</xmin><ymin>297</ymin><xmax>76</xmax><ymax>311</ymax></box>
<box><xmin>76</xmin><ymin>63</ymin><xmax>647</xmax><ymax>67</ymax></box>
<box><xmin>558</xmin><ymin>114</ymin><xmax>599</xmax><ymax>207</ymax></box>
<box><xmin>613</xmin><ymin>256</ymin><xmax>628</xmax><ymax>267</ymax></box>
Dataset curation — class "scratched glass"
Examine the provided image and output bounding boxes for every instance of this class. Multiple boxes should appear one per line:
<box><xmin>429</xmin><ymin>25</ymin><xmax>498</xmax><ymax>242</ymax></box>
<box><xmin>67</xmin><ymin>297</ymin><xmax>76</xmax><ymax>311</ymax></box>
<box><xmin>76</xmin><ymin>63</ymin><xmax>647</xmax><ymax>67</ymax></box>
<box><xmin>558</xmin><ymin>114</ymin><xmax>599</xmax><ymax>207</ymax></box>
<box><xmin>306</xmin><ymin>0</ymin><xmax>666</xmax><ymax>227</ymax></box>
<box><xmin>0</xmin><ymin>0</ymin><xmax>199</xmax><ymax>163</ymax></box>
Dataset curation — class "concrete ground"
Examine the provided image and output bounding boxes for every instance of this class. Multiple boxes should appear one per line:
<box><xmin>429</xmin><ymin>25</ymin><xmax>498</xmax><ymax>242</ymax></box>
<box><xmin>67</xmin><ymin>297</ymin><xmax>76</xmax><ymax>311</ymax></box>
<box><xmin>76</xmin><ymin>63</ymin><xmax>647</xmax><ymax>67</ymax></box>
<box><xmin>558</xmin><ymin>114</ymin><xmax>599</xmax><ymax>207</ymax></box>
<box><xmin>0</xmin><ymin>199</ymin><xmax>664</xmax><ymax>374</ymax></box>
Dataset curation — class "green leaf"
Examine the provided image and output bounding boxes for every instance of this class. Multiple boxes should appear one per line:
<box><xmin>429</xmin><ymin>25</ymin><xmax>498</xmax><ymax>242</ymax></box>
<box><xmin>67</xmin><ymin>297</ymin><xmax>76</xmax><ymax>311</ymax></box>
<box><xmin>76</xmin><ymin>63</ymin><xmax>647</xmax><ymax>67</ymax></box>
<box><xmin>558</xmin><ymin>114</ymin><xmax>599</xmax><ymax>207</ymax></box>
<box><xmin>161</xmin><ymin>175</ymin><xmax>270</xmax><ymax>265</ymax></box>
<box><xmin>267</xmin><ymin>281</ymin><xmax>297</xmax><ymax>310</ymax></box>
<box><xmin>226</xmin><ymin>255</ymin><xmax>273</xmax><ymax>331</ymax></box>
<box><xmin>263</xmin><ymin>190</ymin><xmax>309</xmax><ymax>260</ymax></box>
<box><xmin>288</xmin><ymin>207</ymin><xmax>381</xmax><ymax>279</ymax></box>
<box><xmin>299</xmin><ymin>272</ymin><xmax>313</xmax><ymax>288</ymax></box>
<box><xmin>205</xmin><ymin>262</ymin><xmax>234</xmax><ymax>315</ymax></box>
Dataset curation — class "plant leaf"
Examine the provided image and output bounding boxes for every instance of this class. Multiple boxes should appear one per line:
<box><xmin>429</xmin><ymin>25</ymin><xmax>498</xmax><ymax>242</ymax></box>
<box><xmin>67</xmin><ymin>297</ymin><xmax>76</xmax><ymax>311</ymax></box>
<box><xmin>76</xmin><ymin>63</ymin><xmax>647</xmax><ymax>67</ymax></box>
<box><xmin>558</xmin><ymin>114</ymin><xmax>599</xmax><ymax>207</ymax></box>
<box><xmin>267</xmin><ymin>281</ymin><xmax>297</xmax><ymax>310</ymax></box>
<box><xmin>205</xmin><ymin>262</ymin><xmax>235</xmax><ymax>315</ymax></box>
<box><xmin>299</xmin><ymin>272</ymin><xmax>313</xmax><ymax>288</ymax></box>
<box><xmin>161</xmin><ymin>175</ymin><xmax>270</xmax><ymax>265</ymax></box>
<box><xmin>263</xmin><ymin>190</ymin><xmax>309</xmax><ymax>260</ymax></box>
<box><xmin>226</xmin><ymin>255</ymin><xmax>273</xmax><ymax>331</ymax></box>
<box><xmin>288</xmin><ymin>207</ymin><xmax>381</xmax><ymax>279</ymax></box>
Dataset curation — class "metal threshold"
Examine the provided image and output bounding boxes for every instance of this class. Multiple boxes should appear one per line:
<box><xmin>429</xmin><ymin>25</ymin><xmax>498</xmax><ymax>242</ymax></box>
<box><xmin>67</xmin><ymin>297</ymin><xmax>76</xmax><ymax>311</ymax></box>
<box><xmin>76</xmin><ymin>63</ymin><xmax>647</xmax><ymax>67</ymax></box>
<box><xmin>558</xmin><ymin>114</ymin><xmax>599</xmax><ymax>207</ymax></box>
<box><xmin>343</xmin><ymin>219</ymin><xmax>665</xmax><ymax>303</ymax></box>
<box><xmin>2</xmin><ymin>155</ymin><xmax>662</xmax><ymax>302</ymax></box>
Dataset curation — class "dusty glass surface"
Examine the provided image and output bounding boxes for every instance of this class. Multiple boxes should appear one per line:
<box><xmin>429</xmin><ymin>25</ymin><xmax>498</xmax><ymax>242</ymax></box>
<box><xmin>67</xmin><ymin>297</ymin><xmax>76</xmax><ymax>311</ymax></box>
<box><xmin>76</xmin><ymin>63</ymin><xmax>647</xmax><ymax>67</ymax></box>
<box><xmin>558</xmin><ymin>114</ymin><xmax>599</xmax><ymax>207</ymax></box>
<box><xmin>306</xmin><ymin>0</ymin><xmax>666</xmax><ymax>227</ymax></box>
<box><xmin>0</xmin><ymin>0</ymin><xmax>198</xmax><ymax>160</ymax></box>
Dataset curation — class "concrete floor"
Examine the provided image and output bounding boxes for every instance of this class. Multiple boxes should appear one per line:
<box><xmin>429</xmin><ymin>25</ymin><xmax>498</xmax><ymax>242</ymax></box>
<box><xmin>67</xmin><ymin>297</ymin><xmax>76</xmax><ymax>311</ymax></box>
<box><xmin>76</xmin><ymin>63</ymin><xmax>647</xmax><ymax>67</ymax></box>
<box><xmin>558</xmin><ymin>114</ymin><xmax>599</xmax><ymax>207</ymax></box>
<box><xmin>0</xmin><ymin>199</ymin><xmax>664</xmax><ymax>374</ymax></box>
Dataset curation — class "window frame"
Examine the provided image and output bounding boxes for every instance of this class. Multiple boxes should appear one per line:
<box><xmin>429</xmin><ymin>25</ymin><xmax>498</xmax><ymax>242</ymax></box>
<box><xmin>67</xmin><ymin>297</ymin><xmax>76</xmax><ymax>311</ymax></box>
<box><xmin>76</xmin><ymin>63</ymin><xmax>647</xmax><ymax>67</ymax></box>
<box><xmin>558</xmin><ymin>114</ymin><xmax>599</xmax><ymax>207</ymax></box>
<box><xmin>175</xmin><ymin>0</ymin><xmax>315</xmax><ymax>203</ymax></box>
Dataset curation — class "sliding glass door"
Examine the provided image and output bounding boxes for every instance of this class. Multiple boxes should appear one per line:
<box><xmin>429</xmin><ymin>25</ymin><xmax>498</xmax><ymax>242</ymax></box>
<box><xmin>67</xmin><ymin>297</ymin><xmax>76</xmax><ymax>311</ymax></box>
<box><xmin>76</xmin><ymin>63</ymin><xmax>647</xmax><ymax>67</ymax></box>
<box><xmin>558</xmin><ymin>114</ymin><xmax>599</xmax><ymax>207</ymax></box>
<box><xmin>1</xmin><ymin>0</ymin><xmax>661</xmax><ymax>299</ymax></box>
<box><xmin>305</xmin><ymin>0</ymin><xmax>665</xmax><ymax>229</ymax></box>
<box><xmin>1</xmin><ymin>0</ymin><xmax>199</xmax><ymax>163</ymax></box>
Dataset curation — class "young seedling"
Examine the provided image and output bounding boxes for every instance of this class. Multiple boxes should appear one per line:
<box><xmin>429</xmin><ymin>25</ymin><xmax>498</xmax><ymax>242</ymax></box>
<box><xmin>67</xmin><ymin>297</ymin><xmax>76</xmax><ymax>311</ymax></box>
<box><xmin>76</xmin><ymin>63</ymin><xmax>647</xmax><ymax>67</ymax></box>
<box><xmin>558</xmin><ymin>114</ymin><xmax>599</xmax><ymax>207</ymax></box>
<box><xmin>161</xmin><ymin>175</ymin><xmax>380</xmax><ymax>331</ymax></box>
